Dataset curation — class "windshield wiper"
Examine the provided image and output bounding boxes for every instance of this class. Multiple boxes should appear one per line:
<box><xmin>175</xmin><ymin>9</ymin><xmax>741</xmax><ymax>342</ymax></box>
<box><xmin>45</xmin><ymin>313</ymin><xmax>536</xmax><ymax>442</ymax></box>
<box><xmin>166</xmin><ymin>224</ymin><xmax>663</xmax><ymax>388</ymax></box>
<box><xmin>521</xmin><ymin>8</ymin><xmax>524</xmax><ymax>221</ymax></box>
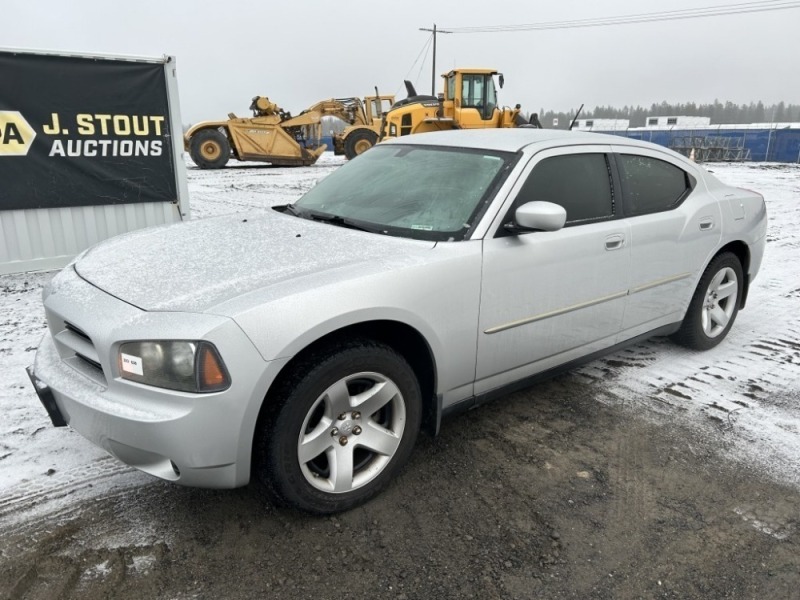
<box><xmin>275</xmin><ymin>203</ymin><xmax>303</xmax><ymax>216</ymax></box>
<box><xmin>277</xmin><ymin>204</ymin><xmax>382</xmax><ymax>234</ymax></box>
<box><xmin>305</xmin><ymin>211</ymin><xmax>383</xmax><ymax>234</ymax></box>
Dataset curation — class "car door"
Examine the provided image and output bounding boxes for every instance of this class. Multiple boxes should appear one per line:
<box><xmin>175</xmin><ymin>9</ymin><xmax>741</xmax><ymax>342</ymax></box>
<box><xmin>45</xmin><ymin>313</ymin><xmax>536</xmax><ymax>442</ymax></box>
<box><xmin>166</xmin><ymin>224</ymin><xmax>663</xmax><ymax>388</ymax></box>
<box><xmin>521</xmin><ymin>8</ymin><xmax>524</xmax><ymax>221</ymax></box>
<box><xmin>475</xmin><ymin>146</ymin><xmax>631</xmax><ymax>395</ymax></box>
<box><xmin>611</xmin><ymin>146</ymin><xmax>722</xmax><ymax>338</ymax></box>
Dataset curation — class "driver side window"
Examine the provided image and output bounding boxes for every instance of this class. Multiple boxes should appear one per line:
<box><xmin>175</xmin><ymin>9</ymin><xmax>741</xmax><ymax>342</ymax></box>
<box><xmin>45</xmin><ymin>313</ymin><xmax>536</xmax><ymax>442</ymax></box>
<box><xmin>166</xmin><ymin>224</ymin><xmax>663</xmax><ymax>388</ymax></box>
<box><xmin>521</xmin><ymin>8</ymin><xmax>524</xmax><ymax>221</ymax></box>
<box><xmin>508</xmin><ymin>153</ymin><xmax>615</xmax><ymax>229</ymax></box>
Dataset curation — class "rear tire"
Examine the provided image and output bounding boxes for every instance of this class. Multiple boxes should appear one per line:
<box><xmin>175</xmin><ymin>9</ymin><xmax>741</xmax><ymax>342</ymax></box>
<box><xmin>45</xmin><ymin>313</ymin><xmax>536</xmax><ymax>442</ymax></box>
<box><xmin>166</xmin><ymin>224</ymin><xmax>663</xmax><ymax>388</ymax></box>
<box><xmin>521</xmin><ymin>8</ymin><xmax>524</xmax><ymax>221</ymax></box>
<box><xmin>254</xmin><ymin>340</ymin><xmax>422</xmax><ymax>514</ymax></box>
<box><xmin>672</xmin><ymin>252</ymin><xmax>743</xmax><ymax>350</ymax></box>
<box><xmin>189</xmin><ymin>128</ymin><xmax>230</xmax><ymax>169</ymax></box>
<box><xmin>344</xmin><ymin>129</ymin><xmax>378</xmax><ymax>160</ymax></box>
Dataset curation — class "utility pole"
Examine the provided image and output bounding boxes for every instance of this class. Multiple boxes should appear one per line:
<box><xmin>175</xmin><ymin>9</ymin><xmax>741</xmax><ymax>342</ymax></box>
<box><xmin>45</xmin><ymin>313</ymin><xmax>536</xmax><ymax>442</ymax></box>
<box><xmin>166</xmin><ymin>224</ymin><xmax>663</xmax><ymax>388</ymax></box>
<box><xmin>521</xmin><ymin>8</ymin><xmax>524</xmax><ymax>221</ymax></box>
<box><xmin>419</xmin><ymin>24</ymin><xmax>452</xmax><ymax>95</ymax></box>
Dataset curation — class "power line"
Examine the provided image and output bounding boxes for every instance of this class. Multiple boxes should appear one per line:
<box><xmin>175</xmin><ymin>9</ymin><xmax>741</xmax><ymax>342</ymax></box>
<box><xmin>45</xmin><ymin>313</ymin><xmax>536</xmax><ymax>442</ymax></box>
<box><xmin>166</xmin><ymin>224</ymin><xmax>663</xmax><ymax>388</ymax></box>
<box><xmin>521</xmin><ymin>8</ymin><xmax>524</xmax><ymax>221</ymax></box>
<box><xmin>399</xmin><ymin>33</ymin><xmax>433</xmax><ymax>96</ymax></box>
<box><xmin>444</xmin><ymin>1</ymin><xmax>800</xmax><ymax>32</ymax></box>
<box><xmin>415</xmin><ymin>35</ymin><xmax>434</xmax><ymax>92</ymax></box>
<box><xmin>443</xmin><ymin>1</ymin><xmax>800</xmax><ymax>33</ymax></box>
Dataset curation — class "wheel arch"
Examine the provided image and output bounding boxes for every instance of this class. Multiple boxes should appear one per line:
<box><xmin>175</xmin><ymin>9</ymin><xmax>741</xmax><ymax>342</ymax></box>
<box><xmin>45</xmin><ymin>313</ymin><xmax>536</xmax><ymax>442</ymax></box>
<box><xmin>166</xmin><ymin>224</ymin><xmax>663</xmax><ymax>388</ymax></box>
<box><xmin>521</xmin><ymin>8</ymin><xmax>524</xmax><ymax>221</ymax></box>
<box><xmin>185</xmin><ymin>120</ymin><xmax>230</xmax><ymax>142</ymax></box>
<box><xmin>714</xmin><ymin>240</ymin><xmax>751</xmax><ymax>308</ymax></box>
<box><xmin>251</xmin><ymin>319</ymin><xmax>439</xmax><ymax>472</ymax></box>
<box><xmin>343</xmin><ymin>125</ymin><xmax>373</xmax><ymax>139</ymax></box>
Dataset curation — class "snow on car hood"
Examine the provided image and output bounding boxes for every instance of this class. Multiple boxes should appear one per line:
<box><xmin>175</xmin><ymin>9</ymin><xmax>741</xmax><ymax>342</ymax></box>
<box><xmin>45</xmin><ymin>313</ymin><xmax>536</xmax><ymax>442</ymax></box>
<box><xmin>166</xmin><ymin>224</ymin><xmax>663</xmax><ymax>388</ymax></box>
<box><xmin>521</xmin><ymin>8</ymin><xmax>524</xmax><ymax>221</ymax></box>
<box><xmin>75</xmin><ymin>211</ymin><xmax>436</xmax><ymax>312</ymax></box>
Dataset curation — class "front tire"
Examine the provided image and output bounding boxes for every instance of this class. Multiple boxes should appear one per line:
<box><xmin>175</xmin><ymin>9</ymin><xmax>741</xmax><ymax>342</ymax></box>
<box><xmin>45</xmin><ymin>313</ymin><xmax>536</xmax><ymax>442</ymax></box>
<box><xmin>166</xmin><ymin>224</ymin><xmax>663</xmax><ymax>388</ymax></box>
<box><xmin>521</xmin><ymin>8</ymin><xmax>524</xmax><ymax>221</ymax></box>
<box><xmin>672</xmin><ymin>252</ymin><xmax>743</xmax><ymax>350</ymax></box>
<box><xmin>255</xmin><ymin>340</ymin><xmax>422</xmax><ymax>514</ymax></box>
<box><xmin>189</xmin><ymin>128</ymin><xmax>230</xmax><ymax>169</ymax></box>
<box><xmin>344</xmin><ymin>129</ymin><xmax>378</xmax><ymax>160</ymax></box>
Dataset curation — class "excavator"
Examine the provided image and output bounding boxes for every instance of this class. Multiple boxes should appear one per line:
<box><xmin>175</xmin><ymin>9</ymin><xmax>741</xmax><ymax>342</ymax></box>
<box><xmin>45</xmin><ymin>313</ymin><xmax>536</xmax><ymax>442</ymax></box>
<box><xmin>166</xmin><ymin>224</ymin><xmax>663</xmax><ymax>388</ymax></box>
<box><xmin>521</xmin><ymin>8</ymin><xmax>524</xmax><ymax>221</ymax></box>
<box><xmin>185</xmin><ymin>95</ymin><xmax>392</xmax><ymax>169</ymax></box>
<box><xmin>379</xmin><ymin>68</ymin><xmax>530</xmax><ymax>142</ymax></box>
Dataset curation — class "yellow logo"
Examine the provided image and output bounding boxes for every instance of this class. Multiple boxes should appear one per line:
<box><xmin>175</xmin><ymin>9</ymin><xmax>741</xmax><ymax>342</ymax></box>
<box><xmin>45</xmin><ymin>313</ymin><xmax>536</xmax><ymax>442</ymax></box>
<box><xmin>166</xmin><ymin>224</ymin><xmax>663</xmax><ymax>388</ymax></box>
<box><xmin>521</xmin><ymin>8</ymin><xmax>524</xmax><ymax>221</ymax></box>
<box><xmin>0</xmin><ymin>111</ymin><xmax>36</xmax><ymax>156</ymax></box>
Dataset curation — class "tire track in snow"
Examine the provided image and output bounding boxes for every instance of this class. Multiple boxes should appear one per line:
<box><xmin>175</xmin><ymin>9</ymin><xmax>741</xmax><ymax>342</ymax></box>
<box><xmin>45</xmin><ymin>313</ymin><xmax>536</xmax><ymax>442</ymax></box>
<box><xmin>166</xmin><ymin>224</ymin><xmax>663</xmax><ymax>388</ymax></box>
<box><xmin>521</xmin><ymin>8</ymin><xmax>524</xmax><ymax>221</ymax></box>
<box><xmin>575</xmin><ymin>164</ymin><xmax>800</xmax><ymax>487</ymax></box>
<box><xmin>0</xmin><ymin>457</ymin><xmax>145</xmax><ymax>529</ymax></box>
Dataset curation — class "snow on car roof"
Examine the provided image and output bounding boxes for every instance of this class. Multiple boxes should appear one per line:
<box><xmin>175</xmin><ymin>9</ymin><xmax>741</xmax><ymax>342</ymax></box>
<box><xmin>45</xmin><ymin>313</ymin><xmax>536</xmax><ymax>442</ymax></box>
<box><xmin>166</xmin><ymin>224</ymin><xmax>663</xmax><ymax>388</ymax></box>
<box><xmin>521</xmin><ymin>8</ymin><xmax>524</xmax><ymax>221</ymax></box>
<box><xmin>384</xmin><ymin>127</ymin><xmax>664</xmax><ymax>154</ymax></box>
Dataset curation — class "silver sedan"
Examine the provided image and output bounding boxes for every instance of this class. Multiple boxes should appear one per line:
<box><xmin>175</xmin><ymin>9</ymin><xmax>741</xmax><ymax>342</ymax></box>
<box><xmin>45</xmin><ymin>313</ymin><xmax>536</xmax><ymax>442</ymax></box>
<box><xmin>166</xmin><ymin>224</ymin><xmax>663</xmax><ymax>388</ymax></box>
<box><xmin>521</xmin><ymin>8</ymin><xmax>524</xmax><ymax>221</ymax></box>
<box><xmin>28</xmin><ymin>129</ymin><xmax>768</xmax><ymax>513</ymax></box>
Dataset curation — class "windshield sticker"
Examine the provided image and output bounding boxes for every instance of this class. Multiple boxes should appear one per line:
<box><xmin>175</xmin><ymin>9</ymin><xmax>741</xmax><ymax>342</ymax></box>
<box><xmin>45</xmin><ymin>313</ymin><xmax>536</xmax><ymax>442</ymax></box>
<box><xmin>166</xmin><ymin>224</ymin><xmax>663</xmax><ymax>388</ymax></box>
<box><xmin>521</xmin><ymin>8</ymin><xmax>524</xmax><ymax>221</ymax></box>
<box><xmin>411</xmin><ymin>225</ymin><xmax>433</xmax><ymax>231</ymax></box>
<box><xmin>120</xmin><ymin>353</ymin><xmax>144</xmax><ymax>376</ymax></box>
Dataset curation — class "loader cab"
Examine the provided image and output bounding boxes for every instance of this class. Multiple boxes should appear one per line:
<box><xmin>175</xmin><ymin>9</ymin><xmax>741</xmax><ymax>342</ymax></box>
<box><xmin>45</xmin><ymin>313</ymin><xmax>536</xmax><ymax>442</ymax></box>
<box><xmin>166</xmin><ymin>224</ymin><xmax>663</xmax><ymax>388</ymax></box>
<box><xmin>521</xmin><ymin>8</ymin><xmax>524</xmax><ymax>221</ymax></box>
<box><xmin>443</xmin><ymin>69</ymin><xmax>502</xmax><ymax>127</ymax></box>
<box><xmin>364</xmin><ymin>95</ymin><xmax>395</xmax><ymax>124</ymax></box>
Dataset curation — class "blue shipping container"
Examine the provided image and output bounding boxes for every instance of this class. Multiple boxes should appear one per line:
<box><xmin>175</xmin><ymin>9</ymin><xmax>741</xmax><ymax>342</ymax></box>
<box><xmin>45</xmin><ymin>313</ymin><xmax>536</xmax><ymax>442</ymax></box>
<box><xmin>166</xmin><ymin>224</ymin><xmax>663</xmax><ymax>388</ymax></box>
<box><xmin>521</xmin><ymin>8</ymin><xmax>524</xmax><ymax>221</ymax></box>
<box><xmin>599</xmin><ymin>126</ymin><xmax>800</xmax><ymax>162</ymax></box>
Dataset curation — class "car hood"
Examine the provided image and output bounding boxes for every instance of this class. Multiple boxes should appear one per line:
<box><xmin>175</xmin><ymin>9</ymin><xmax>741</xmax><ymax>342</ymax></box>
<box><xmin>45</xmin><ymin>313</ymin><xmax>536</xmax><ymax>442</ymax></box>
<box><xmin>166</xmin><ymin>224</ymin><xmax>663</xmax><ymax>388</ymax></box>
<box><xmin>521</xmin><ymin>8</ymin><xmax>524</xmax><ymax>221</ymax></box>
<box><xmin>75</xmin><ymin>211</ymin><xmax>436</xmax><ymax>312</ymax></box>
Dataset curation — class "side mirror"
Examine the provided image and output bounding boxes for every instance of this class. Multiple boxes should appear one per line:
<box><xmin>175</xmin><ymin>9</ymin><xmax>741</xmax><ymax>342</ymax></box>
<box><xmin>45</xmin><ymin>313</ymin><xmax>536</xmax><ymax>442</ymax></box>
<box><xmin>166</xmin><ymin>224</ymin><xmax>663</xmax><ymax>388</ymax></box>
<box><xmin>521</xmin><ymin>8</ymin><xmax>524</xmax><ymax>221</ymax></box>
<box><xmin>498</xmin><ymin>73</ymin><xmax>505</xmax><ymax>89</ymax></box>
<box><xmin>508</xmin><ymin>201</ymin><xmax>566</xmax><ymax>233</ymax></box>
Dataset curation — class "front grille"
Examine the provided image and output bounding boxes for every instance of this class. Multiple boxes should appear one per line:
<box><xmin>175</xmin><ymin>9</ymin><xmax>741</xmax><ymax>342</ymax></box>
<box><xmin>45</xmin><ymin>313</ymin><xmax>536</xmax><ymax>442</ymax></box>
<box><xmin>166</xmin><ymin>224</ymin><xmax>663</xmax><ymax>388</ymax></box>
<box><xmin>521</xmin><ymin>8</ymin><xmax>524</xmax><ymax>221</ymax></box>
<box><xmin>49</xmin><ymin>313</ymin><xmax>107</xmax><ymax>386</ymax></box>
<box><xmin>76</xmin><ymin>352</ymin><xmax>102</xmax><ymax>372</ymax></box>
<box><xmin>64</xmin><ymin>321</ymin><xmax>91</xmax><ymax>342</ymax></box>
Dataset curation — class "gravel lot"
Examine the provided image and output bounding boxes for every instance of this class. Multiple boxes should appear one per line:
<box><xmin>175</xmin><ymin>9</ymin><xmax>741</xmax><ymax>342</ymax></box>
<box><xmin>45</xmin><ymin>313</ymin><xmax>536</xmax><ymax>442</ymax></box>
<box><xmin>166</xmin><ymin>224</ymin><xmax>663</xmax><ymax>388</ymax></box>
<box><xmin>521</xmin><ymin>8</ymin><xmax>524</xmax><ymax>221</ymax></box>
<box><xmin>1</xmin><ymin>157</ymin><xmax>798</xmax><ymax>599</ymax></box>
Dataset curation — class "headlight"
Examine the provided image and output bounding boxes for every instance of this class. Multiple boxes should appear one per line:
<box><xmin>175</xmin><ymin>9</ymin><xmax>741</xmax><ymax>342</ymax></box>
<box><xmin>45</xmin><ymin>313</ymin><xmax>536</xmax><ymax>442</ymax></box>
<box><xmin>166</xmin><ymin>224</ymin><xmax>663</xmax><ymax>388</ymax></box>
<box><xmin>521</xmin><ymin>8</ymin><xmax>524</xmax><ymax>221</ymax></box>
<box><xmin>118</xmin><ymin>341</ymin><xmax>231</xmax><ymax>393</ymax></box>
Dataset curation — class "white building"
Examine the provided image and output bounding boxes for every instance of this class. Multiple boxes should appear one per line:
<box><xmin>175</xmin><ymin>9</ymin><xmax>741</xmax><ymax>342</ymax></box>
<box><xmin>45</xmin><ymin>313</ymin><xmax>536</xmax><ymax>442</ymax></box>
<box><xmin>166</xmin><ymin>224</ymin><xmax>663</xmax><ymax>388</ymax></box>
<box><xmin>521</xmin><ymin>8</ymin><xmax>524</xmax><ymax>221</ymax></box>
<box><xmin>572</xmin><ymin>118</ymin><xmax>630</xmax><ymax>131</ymax></box>
<box><xmin>645</xmin><ymin>116</ymin><xmax>712</xmax><ymax>128</ymax></box>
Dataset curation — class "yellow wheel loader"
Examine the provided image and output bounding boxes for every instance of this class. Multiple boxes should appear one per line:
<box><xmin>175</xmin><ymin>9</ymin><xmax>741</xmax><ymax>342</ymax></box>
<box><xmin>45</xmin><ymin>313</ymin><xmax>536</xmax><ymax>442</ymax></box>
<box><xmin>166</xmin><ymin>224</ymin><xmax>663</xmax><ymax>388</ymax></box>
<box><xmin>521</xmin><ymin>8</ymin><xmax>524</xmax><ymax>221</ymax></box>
<box><xmin>380</xmin><ymin>68</ymin><xmax>530</xmax><ymax>142</ymax></box>
<box><xmin>332</xmin><ymin>93</ymin><xmax>395</xmax><ymax>160</ymax></box>
<box><xmin>185</xmin><ymin>96</ymin><xmax>383</xmax><ymax>169</ymax></box>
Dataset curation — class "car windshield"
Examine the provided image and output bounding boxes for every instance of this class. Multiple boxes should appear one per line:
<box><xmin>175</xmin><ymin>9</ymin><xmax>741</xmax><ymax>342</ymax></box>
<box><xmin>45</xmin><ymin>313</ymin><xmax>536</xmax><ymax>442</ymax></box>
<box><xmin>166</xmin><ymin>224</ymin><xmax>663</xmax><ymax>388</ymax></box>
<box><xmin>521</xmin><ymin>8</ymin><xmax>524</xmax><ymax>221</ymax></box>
<box><xmin>294</xmin><ymin>144</ymin><xmax>515</xmax><ymax>241</ymax></box>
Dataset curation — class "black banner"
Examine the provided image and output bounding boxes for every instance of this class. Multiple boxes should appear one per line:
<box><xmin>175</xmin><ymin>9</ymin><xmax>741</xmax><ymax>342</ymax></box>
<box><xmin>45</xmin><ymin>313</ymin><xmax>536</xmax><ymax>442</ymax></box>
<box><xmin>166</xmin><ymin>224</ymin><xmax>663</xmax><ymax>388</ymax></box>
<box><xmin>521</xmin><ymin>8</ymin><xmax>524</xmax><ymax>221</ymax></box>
<box><xmin>0</xmin><ymin>51</ymin><xmax>177</xmax><ymax>211</ymax></box>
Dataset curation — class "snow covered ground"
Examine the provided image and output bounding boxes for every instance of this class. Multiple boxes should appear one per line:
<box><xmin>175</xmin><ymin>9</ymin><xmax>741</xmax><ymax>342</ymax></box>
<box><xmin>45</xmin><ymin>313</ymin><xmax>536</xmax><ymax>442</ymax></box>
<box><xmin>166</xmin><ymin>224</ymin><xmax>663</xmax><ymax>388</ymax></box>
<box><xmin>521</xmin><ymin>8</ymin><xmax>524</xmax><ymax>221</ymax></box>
<box><xmin>1</xmin><ymin>155</ymin><xmax>798</xmax><ymax>526</ymax></box>
<box><xmin>576</xmin><ymin>162</ymin><xmax>800</xmax><ymax>487</ymax></box>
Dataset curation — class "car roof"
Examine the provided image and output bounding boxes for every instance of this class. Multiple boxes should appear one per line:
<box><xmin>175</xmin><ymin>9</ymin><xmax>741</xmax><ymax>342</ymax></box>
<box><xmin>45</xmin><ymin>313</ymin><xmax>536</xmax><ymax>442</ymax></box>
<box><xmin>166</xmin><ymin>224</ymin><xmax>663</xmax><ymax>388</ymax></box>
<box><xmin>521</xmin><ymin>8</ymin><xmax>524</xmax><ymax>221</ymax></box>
<box><xmin>385</xmin><ymin>127</ymin><xmax>667</xmax><ymax>155</ymax></box>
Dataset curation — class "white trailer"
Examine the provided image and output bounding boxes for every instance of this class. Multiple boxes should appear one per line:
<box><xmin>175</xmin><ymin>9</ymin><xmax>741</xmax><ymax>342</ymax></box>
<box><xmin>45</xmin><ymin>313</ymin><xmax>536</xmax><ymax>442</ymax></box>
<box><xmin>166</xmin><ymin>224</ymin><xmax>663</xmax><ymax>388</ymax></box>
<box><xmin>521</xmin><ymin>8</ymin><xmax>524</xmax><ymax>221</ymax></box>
<box><xmin>645</xmin><ymin>116</ymin><xmax>712</xmax><ymax>128</ymax></box>
<box><xmin>572</xmin><ymin>118</ymin><xmax>630</xmax><ymax>131</ymax></box>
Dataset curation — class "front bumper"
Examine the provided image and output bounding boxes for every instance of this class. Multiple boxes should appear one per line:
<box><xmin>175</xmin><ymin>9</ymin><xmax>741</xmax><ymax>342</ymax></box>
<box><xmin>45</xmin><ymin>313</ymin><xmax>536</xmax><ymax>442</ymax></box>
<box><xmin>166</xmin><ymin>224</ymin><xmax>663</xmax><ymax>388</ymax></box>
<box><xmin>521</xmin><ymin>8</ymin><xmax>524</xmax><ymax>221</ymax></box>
<box><xmin>29</xmin><ymin>267</ymin><xmax>289</xmax><ymax>489</ymax></box>
<box><xmin>26</xmin><ymin>365</ymin><xmax>66</xmax><ymax>427</ymax></box>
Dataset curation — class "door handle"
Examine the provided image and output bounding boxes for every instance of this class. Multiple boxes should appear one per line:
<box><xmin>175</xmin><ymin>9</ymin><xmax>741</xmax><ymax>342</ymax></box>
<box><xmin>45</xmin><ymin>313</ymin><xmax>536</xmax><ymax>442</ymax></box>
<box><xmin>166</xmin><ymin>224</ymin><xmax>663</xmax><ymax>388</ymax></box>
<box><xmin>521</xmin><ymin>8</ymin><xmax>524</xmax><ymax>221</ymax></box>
<box><xmin>699</xmin><ymin>218</ymin><xmax>714</xmax><ymax>231</ymax></box>
<box><xmin>605</xmin><ymin>234</ymin><xmax>625</xmax><ymax>250</ymax></box>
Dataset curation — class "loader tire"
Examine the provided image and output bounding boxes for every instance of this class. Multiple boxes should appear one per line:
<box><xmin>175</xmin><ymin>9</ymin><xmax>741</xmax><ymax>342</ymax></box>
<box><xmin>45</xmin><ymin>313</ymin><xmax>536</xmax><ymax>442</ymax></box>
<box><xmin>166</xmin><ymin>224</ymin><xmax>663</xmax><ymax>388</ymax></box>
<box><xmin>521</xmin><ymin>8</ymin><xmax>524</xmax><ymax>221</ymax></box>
<box><xmin>344</xmin><ymin>130</ymin><xmax>378</xmax><ymax>160</ymax></box>
<box><xmin>190</xmin><ymin>128</ymin><xmax>231</xmax><ymax>169</ymax></box>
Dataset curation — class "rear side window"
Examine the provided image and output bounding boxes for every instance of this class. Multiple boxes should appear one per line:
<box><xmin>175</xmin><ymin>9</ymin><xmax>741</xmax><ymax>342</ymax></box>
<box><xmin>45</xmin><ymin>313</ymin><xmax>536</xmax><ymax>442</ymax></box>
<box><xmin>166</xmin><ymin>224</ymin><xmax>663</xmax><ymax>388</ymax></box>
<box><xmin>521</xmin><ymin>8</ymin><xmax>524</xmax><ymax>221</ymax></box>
<box><xmin>617</xmin><ymin>154</ymin><xmax>693</xmax><ymax>216</ymax></box>
<box><xmin>515</xmin><ymin>153</ymin><xmax>614</xmax><ymax>225</ymax></box>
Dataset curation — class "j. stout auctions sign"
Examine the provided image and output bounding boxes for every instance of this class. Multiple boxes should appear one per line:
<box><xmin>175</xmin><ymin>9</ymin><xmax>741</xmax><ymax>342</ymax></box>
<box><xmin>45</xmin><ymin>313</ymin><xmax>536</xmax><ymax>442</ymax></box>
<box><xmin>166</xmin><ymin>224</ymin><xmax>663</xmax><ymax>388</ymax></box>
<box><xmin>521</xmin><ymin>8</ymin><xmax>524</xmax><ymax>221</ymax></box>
<box><xmin>0</xmin><ymin>51</ymin><xmax>178</xmax><ymax>211</ymax></box>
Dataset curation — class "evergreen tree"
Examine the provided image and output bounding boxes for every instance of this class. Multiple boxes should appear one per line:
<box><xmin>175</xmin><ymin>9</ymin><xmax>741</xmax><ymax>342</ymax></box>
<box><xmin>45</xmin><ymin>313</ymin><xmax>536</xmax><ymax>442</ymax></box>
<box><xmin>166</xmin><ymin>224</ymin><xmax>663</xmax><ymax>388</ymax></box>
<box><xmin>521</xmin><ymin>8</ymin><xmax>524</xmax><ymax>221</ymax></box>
<box><xmin>543</xmin><ymin>100</ymin><xmax>800</xmax><ymax>127</ymax></box>
<box><xmin>775</xmin><ymin>101</ymin><xmax>786</xmax><ymax>122</ymax></box>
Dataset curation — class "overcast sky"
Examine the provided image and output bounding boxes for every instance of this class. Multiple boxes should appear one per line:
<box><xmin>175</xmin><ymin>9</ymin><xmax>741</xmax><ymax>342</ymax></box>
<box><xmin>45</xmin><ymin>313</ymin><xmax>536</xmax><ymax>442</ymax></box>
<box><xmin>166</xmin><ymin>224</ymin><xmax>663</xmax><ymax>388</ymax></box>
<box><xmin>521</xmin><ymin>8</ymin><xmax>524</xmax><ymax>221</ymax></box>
<box><xmin>4</xmin><ymin>0</ymin><xmax>799</xmax><ymax>124</ymax></box>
